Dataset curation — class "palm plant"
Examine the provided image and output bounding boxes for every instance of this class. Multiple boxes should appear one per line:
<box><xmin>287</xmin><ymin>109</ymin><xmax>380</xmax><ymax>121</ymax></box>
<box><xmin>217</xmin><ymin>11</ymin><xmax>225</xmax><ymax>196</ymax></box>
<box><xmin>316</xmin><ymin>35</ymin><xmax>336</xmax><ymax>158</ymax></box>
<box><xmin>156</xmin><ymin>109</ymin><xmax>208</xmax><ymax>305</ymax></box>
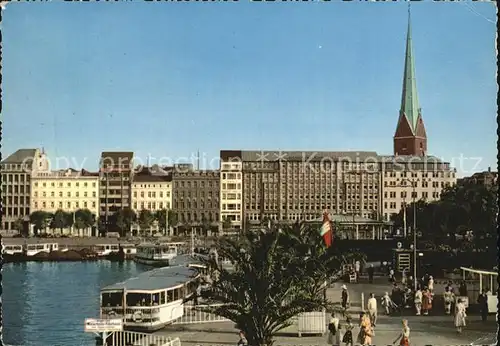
<box><xmin>198</xmin><ymin>223</ymin><xmax>339</xmax><ymax>346</ymax></box>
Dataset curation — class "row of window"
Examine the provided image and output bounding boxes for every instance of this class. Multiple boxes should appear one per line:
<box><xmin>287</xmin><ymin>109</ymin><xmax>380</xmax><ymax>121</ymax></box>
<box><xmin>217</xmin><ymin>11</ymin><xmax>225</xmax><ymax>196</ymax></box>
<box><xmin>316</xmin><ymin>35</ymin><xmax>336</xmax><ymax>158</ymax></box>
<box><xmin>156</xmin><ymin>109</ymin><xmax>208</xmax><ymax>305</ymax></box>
<box><xmin>384</xmin><ymin>171</ymin><xmax>455</xmax><ymax>178</ymax></box>
<box><xmin>221</xmin><ymin>183</ymin><xmax>241</xmax><ymax>190</ymax></box>
<box><xmin>133</xmin><ymin>191</ymin><xmax>171</xmax><ymax>198</ymax></box>
<box><xmin>174</xmin><ymin>180</ymin><xmax>216</xmax><ymax>188</ymax></box>
<box><xmin>33</xmin><ymin>181</ymin><xmax>97</xmax><ymax>188</ymax></box>
<box><xmin>1</xmin><ymin>174</ymin><xmax>30</xmax><ymax>183</ymax></box>
<box><xmin>132</xmin><ymin>201</ymin><xmax>171</xmax><ymax>210</ymax></box>
<box><xmin>33</xmin><ymin>201</ymin><xmax>97</xmax><ymax>209</ymax></box>
<box><xmin>221</xmin><ymin>203</ymin><xmax>241</xmax><ymax>211</ymax></box>
<box><xmin>221</xmin><ymin>193</ymin><xmax>241</xmax><ymax>200</ymax></box>
<box><xmin>2</xmin><ymin>196</ymin><xmax>29</xmax><ymax>205</ymax></box>
<box><xmin>174</xmin><ymin>190</ymin><xmax>217</xmax><ymax>198</ymax></box>
<box><xmin>177</xmin><ymin>212</ymin><xmax>219</xmax><ymax>223</ymax></box>
<box><xmin>3</xmin><ymin>207</ymin><xmax>29</xmax><ymax>218</ymax></box>
<box><xmin>221</xmin><ymin>173</ymin><xmax>241</xmax><ymax>180</ymax></box>
<box><xmin>34</xmin><ymin>191</ymin><xmax>97</xmax><ymax>198</ymax></box>
<box><xmin>174</xmin><ymin>201</ymin><xmax>217</xmax><ymax>210</ymax></box>
<box><xmin>2</xmin><ymin>185</ymin><xmax>30</xmax><ymax>194</ymax></box>
<box><xmin>384</xmin><ymin>181</ymin><xmax>450</xmax><ymax>188</ymax></box>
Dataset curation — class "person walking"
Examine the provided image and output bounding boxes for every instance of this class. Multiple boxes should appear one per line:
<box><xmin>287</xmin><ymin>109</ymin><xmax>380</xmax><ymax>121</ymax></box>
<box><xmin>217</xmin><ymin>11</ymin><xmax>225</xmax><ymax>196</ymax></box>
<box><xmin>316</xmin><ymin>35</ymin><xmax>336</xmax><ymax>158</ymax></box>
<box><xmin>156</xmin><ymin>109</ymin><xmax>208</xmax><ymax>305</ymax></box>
<box><xmin>459</xmin><ymin>280</ymin><xmax>468</xmax><ymax>297</ymax></box>
<box><xmin>342</xmin><ymin>315</ymin><xmax>354</xmax><ymax>346</ymax></box>
<box><xmin>367</xmin><ymin>293</ymin><xmax>378</xmax><ymax>327</ymax></box>
<box><xmin>355</xmin><ymin>261</ymin><xmax>361</xmax><ymax>282</ymax></box>
<box><xmin>477</xmin><ymin>290</ymin><xmax>489</xmax><ymax>322</ymax></box>
<box><xmin>414</xmin><ymin>288</ymin><xmax>422</xmax><ymax>316</ymax></box>
<box><xmin>237</xmin><ymin>330</ymin><xmax>248</xmax><ymax>345</ymax></box>
<box><xmin>392</xmin><ymin>319</ymin><xmax>410</xmax><ymax>346</ymax></box>
<box><xmin>422</xmin><ymin>287</ymin><xmax>432</xmax><ymax>316</ymax></box>
<box><xmin>428</xmin><ymin>276</ymin><xmax>434</xmax><ymax>294</ymax></box>
<box><xmin>367</xmin><ymin>264</ymin><xmax>374</xmax><ymax>284</ymax></box>
<box><xmin>356</xmin><ymin>312</ymin><xmax>373</xmax><ymax>346</ymax></box>
<box><xmin>389</xmin><ymin>268</ymin><xmax>395</xmax><ymax>283</ymax></box>
<box><xmin>327</xmin><ymin>312</ymin><xmax>342</xmax><ymax>346</ymax></box>
<box><xmin>341</xmin><ymin>285</ymin><xmax>350</xmax><ymax>313</ymax></box>
<box><xmin>401</xmin><ymin>268</ymin><xmax>407</xmax><ymax>286</ymax></box>
<box><xmin>443</xmin><ymin>287</ymin><xmax>455</xmax><ymax>315</ymax></box>
<box><xmin>382</xmin><ymin>292</ymin><xmax>395</xmax><ymax>315</ymax></box>
<box><xmin>454</xmin><ymin>298</ymin><xmax>467</xmax><ymax>333</ymax></box>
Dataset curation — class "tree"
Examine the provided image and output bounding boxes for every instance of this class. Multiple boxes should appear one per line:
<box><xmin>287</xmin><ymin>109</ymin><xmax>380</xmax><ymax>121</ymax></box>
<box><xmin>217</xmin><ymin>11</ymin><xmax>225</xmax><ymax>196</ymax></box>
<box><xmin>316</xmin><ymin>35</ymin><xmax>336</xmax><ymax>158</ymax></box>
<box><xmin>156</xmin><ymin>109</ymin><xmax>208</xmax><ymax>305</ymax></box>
<box><xmin>13</xmin><ymin>217</ymin><xmax>26</xmax><ymax>237</ymax></box>
<box><xmin>222</xmin><ymin>216</ymin><xmax>232</xmax><ymax>233</ymax></box>
<box><xmin>52</xmin><ymin>209</ymin><xmax>70</xmax><ymax>235</ymax></box>
<box><xmin>199</xmin><ymin>224</ymin><xmax>340</xmax><ymax>346</ymax></box>
<box><xmin>74</xmin><ymin>208</ymin><xmax>95</xmax><ymax>234</ymax></box>
<box><xmin>201</xmin><ymin>215</ymin><xmax>211</xmax><ymax>237</ymax></box>
<box><xmin>30</xmin><ymin>211</ymin><xmax>52</xmax><ymax>236</ymax></box>
<box><xmin>115</xmin><ymin>208</ymin><xmax>136</xmax><ymax>236</ymax></box>
<box><xmin>138</xmin><ymin>209</ymin><xmax>154</xmax><ymax>235</ymax></box>
<box><xmin>155</xmin><ymin>209</ymin><xmax>178</xmax><ymax>234</ymax></box>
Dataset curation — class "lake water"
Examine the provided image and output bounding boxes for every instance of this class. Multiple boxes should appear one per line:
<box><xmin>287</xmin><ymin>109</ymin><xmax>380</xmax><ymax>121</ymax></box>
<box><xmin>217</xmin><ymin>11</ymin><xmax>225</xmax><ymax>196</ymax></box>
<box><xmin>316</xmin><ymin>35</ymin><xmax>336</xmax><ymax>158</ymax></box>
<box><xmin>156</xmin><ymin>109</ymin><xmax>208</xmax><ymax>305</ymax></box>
<box><xmin>2</xmin><ymin>261</ymin><xmax>149</xmax><ymax>346</ymax></box>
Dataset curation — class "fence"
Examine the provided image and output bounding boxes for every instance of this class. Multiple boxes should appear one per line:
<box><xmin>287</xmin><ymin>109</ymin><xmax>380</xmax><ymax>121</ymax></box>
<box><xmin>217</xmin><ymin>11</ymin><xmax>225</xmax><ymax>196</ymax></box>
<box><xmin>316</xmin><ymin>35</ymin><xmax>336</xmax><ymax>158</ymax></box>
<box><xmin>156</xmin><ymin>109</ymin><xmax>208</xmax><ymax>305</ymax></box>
<box><xmin>108</xmin><ymin>331</ymin><xmax>181</xmax><ymax>346</ymax></box>
<box><xmin>172</xmin><ymin>303</ymin><xmax>230</xmax><ymax>324</ymax></box>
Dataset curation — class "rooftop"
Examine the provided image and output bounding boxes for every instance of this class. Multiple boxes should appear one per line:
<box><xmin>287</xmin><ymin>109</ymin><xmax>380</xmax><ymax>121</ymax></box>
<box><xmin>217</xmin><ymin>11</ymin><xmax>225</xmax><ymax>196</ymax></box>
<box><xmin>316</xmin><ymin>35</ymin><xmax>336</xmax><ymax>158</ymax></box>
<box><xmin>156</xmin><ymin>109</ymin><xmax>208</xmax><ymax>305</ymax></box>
<box><xmin>1</xmin><ymin>149</ymin><xmax>38</xmax><ymax>164</ymax></box>
<box><xmin>101</xmin><ymin>265</ymin><xmax>198</xmax><ymax>292</ymax></box>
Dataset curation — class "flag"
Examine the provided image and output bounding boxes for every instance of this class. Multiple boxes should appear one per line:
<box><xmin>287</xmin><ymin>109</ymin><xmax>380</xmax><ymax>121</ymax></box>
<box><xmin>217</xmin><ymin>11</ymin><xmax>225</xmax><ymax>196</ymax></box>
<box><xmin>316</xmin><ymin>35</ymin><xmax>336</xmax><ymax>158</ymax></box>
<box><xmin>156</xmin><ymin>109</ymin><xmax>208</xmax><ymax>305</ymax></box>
<box><xmin>319</xmin><ymin>211</ymin><xmax>333</xmax><ymax>247</ymax></box>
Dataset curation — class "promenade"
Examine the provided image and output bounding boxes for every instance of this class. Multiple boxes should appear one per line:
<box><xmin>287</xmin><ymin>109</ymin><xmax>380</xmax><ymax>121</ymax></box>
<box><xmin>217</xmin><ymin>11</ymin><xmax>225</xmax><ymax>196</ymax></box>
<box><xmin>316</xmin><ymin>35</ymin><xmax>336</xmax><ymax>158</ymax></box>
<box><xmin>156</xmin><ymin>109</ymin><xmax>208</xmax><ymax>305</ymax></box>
<box><xmin>157</xmin><ymin>278</ymin><xmax>497</xmax><ymax>346</ymax></box>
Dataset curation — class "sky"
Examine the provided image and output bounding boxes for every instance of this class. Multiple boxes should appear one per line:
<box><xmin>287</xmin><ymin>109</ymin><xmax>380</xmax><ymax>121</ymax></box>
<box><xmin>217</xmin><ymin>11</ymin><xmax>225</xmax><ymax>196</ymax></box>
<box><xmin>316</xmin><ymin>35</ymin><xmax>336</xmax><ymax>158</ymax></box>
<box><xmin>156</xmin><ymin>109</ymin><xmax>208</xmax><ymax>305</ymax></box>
<box><xmin>2</xmin><ymin>2</ymin><xmax>497</xmax><ymax>176</ymax></box>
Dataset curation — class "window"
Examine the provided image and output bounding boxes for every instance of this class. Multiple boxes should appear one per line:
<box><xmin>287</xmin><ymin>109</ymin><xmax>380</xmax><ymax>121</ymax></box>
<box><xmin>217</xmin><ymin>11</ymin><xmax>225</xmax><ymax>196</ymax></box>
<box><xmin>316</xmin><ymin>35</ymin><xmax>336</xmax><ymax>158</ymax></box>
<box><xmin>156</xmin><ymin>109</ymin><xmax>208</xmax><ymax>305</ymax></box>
<box><xmin>59</xmin><ymin>192</ymin><xmax>63</xmax><ymax>197</ymax></box>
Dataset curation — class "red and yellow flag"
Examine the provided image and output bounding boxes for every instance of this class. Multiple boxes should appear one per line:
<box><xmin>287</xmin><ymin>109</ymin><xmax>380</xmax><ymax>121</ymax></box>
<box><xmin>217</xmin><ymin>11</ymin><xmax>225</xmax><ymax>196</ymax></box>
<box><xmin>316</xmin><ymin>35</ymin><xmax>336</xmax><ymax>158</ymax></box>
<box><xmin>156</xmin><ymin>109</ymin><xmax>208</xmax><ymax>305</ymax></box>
<box><xmin>319</xmin><ymin>211</ymin><xmax>333</xmax><ymax>247</ymax></box>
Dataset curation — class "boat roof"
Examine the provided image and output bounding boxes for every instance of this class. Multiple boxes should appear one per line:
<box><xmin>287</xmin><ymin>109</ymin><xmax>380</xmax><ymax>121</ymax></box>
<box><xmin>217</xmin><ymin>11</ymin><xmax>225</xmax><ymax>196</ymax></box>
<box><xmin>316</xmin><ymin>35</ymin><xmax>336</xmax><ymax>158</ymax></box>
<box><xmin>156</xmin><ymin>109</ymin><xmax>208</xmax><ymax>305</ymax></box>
<box><xmin>137</xmin><ymin>243</ymin><xmax>177</xmax><ymax>248</ymax></box>
<box><xmin>102</xmin><ymin>265</ymin><xmax>199</xmax><ymax>292</ymax></box>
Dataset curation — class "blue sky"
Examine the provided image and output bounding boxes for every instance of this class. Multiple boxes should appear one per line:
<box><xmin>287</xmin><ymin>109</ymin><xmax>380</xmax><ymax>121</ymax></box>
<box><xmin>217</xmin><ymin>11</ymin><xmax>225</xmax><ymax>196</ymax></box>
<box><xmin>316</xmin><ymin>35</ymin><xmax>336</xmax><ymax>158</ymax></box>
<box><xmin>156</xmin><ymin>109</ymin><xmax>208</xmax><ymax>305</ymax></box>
<box><xmin>2</xmin><ymin>2</ymin><xmax>497</xmax><ymax>176</ymax></box>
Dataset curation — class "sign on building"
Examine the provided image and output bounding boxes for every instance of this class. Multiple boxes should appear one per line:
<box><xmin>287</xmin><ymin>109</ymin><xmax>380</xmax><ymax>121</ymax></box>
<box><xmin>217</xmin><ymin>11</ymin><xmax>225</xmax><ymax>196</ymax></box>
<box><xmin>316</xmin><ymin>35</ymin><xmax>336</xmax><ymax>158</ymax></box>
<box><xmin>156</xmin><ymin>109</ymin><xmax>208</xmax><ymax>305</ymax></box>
<box><xmin>84</xmin><ymin>318</ymin><xmax>123</xmax><ymax>333</ymax></box>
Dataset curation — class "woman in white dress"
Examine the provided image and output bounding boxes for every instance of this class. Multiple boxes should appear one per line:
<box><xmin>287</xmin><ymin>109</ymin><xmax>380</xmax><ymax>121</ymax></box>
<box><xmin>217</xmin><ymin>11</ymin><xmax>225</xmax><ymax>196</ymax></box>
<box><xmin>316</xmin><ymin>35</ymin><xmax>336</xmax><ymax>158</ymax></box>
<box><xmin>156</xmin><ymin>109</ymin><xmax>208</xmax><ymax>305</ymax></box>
<box><xmin>327</xmin><ymin>312</ymin><xmax>342</xmax><ymax>345</ymax></box>
<box><xmin>454</xmin><ymin>298</ymin><xmax>467</xmax><ymax>333</ymax></box>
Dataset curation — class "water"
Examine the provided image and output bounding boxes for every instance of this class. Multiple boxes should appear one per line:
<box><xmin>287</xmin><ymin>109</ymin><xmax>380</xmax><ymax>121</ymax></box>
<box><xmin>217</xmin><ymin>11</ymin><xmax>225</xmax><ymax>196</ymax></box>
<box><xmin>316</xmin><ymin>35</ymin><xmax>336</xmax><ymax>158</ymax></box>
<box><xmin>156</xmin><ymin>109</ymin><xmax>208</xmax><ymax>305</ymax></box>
<box><xmin>2</xmin><ymin>261</ymin><xmax>150</xmax><ymax>346</ymax></box>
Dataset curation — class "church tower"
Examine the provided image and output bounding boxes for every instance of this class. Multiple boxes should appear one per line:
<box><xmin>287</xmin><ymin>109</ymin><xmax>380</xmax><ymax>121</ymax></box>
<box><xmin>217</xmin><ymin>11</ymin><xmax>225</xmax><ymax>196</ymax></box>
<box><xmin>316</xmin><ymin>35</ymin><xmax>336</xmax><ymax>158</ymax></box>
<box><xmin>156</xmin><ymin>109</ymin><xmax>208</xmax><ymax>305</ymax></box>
<box><xmin>393</xmin><ymin>10</ymin><xmax>427</xmax><ymax>156</ymax></box>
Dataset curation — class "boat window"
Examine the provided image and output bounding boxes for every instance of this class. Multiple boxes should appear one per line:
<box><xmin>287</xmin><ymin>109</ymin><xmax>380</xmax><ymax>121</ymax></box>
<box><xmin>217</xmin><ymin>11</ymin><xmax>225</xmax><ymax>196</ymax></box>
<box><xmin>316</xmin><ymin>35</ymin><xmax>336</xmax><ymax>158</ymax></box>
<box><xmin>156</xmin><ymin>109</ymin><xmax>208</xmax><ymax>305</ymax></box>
<box><xmin>102</xmin><ymin>292</ymin><xmax>123</xmax><ymax>307</ymax></box>
<box><xmin>179</xmin><ymin>286</ymin><xmax>185</xmax><ymax>298</ymax></box>
<box><xmin>36</xmin><ymin>245</ymin><xmax>45</xmax><ymax>250</ymax></box>
<box><xmin>152</xmin><ymin>293</ymin><xmax>160</xmax><ymax>306</ymax></box>
<box><xmin>173</xmin><ymin>288</ymin><xmax>180</xmax><ymax>301</ymax></box>
<box><xmin>167</xmin><ymin>289</ymin><xmax>174</xmax><ymax>302</ymax></box>
<box><xmin>111</xmin><ymin>245</ymin><xmax>119</xmax><ymax>250</ymax></box>
<box><xmin>160</xmin><ymin>291</ymin><xmax>166</xmax><ymax>304</ymax></box>
<box><xmin>126</xmin><ymin>293</ymin><xmax>152</xmax><ymax>307</ymax></box>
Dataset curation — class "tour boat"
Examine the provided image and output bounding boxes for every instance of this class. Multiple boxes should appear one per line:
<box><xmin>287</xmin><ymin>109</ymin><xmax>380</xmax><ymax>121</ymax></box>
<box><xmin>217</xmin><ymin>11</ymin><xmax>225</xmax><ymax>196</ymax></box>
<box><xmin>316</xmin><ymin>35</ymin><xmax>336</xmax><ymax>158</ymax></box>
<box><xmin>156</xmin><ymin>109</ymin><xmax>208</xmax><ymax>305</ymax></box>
<box><xmin>133</xmin><ymin>243</ymin><xmax>178</xmax><ymax>267</ymax></box>
<box><xmin>93</xmin><ymin>244</ymin><xmax>120</xmax><ymax>257</ymax></box>
<box><xmin>2</xmin><ymin>244</ymin><xmax>24</xmax><ymax>255</ymax></box>
<box><xmin>25</xmin><ymin>242</ymin><xmax>59</xmax><ymax>256</ymax></box>
<box><xmin>99</xmin><ymin>264</ymin><xmax>200</xmax><ymax>331</ymax></box>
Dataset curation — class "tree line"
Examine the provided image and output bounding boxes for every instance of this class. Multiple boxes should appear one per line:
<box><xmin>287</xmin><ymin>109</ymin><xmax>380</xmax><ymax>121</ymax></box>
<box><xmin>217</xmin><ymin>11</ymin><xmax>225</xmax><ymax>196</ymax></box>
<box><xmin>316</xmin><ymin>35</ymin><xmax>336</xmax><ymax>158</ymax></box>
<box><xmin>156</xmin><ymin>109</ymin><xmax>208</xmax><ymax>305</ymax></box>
<box><xmin>391</xmin><ymin>180</ymin><xmax>497</xmax><ymax>253</ymax></box>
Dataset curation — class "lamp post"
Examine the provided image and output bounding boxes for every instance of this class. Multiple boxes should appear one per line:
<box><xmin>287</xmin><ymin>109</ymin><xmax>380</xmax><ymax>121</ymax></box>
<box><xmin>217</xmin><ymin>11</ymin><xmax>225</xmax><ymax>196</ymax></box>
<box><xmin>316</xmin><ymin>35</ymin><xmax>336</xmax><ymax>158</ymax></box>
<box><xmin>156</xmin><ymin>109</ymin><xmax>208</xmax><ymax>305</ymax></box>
<box><xmin>401</xmin><ymin>178</ymin><xmax>419</xmax><ymax>290</ymax></box>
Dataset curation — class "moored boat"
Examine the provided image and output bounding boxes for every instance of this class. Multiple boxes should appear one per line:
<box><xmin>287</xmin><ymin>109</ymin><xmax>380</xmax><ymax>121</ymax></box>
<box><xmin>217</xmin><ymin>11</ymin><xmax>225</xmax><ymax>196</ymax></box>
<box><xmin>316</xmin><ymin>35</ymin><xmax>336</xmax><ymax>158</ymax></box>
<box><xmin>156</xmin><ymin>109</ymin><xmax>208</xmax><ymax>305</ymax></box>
<box><xmin>25</xmin><ymin>242</ymin><xmax>59</xmax><ymax>256</ymax></box>
<box><xmin>99</xmin><ymin>263</ymin><xmax>200</xmax><ymax>331</ymax></box>
<box><xmin>133</xmin><ymin>243</ymin><xmax>178</xmax><ymax>267</ymax></box>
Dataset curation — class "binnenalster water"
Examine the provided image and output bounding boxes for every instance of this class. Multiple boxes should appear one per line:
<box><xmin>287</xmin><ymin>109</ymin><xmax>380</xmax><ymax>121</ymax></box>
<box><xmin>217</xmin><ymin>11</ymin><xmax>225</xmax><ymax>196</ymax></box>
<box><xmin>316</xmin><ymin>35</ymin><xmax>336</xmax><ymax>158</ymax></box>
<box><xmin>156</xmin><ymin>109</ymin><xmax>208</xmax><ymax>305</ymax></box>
<box><xmin>2</xmin><ymin>261</ymin><xmax>150</xmax><ymax>346</ymax></box>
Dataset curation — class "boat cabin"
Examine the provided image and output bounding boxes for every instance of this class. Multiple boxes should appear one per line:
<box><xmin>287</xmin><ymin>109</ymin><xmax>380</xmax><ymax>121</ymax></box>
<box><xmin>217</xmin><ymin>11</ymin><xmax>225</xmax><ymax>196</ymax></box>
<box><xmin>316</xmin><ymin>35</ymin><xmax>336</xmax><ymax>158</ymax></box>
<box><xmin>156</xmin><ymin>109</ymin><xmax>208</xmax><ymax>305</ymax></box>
<box><xmin>3</xmin><ymin>244</ymin><xmax>24</xmax><ymax>255</ymax></box>
<box><xmin>93</xmin><ymin>244</ymin><xmax>120</xmax><ymax>256</ymax></box>
<box><xmin>26</xmin><ymin>242</ymin><xmax>58</xmax><ymax>256</ymax></box>
<box><xmin>137</xmin><ymin>244</ymin><xmax>178</xmax><ymax>259</ymax></box>
<box><xmin>100</xmin><ymin>265</ymin><xmax>200</xmax><ymax>331</ymax></box>
<box><xmin>120</xmin><ymin>243</ymin><xmax>137</xmax><ymax>255</ymax></box>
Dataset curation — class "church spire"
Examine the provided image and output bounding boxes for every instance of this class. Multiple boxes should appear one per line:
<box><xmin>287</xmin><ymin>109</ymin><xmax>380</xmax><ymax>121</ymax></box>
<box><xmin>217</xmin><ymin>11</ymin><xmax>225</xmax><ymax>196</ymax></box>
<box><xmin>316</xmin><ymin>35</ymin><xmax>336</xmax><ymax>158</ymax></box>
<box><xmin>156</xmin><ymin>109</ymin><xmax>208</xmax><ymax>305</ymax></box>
<box><xmin>400</xmin><ymin>5</ymin><xmax>420</xmax><ymax>133</ymax></box>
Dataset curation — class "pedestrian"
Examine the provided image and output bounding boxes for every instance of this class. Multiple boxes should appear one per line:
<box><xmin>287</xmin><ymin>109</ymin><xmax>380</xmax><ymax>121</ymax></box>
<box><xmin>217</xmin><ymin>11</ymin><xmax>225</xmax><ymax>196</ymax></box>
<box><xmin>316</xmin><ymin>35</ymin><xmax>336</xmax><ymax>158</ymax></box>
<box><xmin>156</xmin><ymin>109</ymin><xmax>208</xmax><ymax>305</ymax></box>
<box><xmin>367</xmin><ymin>264</ymin><xmax>374</xmax><ymax>284</ymax></box>
<box><xmin>341</xmin><ymin>285</ymin><xmax>350</xmax><ymax>313</ymax></box>
<box><xmin>356</xmin><ymin>312</ymin><xmax>371</xmax><ymax>346</ymax></box>
<box><xmin>477</xmin><ymin>290</ymin><xmax>488</xmax><ymax>321</ymax></box>
<box><xmin>443</xmin><ymin>286</ymin><xmax>454</xmax><ymax>315</ymax></box>
<box><xmin>355</xmin><ymin>260</ymin><xmax>361</xmax><ymax>282</ymax></box>
<box><xmin>389</xmin><ymin>268</ymin><xmax>395</xmax><ymax>283</ymax></box>
<box><xmin>237</xmin><ymin>330</ymin><xmax>248</xmax><ymax>345</ymax></box>
<box><xmin>327</xmin><ymin>312</ymin><xmax>342</xmax><ymax>346</ymax></box>
<box><xmin>414</xmin><ymin>287</ymin><xmax>422</xmax><ymax>316</ymax></box>
<box><xmin>454</xmin><ymin>298</ymin><xmax>467</xmax><ymax>333</ymax></box>
<box><xmin>422</xmin><ymin>287</ymin><xmax>432</xmax><ymax>316</ymax></box>
<box><xmin>367</xmin><ymin>293</ymin><xmax>378</xmax><ymax>327</ymax></box>
<box><xmin>342</xmin><ymin>315</ymin><xmax>354</xmax><ymax>346</ymax></box>
<box><xmin>458</xmin><ymin>280</ymin><xmax>468</xmax><ymax>297</ymax></box>
<box><xmin>428</xmin><ymin>276</ymin><xmax>434</xmax><ymax>294</ymax></box>
<box><xmin>381</xmin><ymin>292</ymin><xmax>395</xmax><ymax>315</ymax></box>
<box><xmin>401</xmin><ymin>268</ymin><xmax>407</xmax><ymax>285</ymax></box>
<box><xmin>392</xmin><ymin>319</ymin><xmax>410</xmax><ymax>346</ymax></box>
<box><xmin>407</xmin><ymin>276</ymin><xmax>414</xmax><ymax>290</ymax></box>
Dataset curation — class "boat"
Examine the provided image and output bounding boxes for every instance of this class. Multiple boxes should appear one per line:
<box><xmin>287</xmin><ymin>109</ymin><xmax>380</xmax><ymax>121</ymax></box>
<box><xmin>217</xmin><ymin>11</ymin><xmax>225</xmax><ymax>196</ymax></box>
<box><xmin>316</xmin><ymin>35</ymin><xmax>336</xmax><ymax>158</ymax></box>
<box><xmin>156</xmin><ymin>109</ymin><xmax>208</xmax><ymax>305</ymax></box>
<box><xmin>3</xmin><ymin>244</ymin><xmax>24</xmax><ymax>255</ymax></box>
<box><xmin>93</xmin><ymin>243</ymin><xmax>120</xmax><ymax>257</ymax></box>
<box><xmin>25</xmin><ymin>242</ymin><xmax>59</xmax><ymax>256</ymax></box>
<box><xmin>104</xmin><ymin>244</ymin><xmax>137</xmax><ymax>262</ymax></box>
<box><xmin>133</xmin><ymin>243</ymin><xmax>178</xmax><ymax>267</ymax></box>
<box><xmin>99</xmin><ymin>262</ymin><xmax>200</xmax><ymax>331</ymax></box>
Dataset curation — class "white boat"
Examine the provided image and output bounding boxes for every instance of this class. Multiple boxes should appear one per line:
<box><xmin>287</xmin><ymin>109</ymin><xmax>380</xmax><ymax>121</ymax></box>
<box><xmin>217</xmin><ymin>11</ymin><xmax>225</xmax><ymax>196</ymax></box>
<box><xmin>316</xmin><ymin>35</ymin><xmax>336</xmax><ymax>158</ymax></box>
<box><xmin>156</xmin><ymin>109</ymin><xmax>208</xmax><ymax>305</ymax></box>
<box><xmin>3</xmin><ymin>244</ymin><xmax>24</xmax><ymax>255</ymax></box>
<box><xmin>99</xmin><ymin>263</ymin><xmax>200</xmax><ymax>331</ymax></box>
<box><xmin>121</xmin><ymin>243</ymin><xmax>137</xmax><ymax>257</ymax></box>
<box><xmin>93</xmin><ymin>244</ymin><xmax>120</xmax><ymax>257</ymax></box>
<box><xmin>134</xmin><ymin>243</ymin><xmax>178</xmax><ymax>267</ymax></box>
<box><xmin>25</xmin><ymin>242</ymin><xmax>59</xmax><ymax>256</ymax></box>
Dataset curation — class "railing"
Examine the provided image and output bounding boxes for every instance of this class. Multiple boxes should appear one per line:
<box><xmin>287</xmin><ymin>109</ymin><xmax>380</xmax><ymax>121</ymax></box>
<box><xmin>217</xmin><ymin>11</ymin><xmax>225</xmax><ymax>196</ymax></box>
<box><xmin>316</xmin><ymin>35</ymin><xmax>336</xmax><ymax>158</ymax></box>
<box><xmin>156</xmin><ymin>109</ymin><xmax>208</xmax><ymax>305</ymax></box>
<box><xmin>109</xmin><ymin>332</ymin><xmax>180</xmax><ymax>346</ymax></box>
<box><xmin>172</xmin><ymin>304</ymin><xmax>230</xmax><ymax>324</ymax></box>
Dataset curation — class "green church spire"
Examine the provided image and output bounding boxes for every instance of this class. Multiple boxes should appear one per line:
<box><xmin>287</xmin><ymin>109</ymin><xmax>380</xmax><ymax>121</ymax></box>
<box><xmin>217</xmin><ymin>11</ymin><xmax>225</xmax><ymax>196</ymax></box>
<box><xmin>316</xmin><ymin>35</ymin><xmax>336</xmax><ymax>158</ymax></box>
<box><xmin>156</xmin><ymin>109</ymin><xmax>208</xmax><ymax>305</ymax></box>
<box><xmin>400</xmin><ymin>6</ymin><xmax>420</xmax><ymax>133</ymax></box>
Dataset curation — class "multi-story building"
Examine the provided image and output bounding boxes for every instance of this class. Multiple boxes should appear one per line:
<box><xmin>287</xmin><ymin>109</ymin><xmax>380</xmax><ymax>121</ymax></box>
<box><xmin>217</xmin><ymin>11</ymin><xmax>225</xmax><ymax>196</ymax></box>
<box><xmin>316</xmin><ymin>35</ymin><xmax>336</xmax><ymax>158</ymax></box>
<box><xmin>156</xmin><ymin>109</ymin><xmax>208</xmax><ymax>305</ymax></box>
<box><xmin>30</xmin><ymin>168</ymin><xmax>100</xmax><ymax>216</ymax></box>
<box><xmin>131</xmin><ymin>167</ymin><xmax>173</xmax><ymax>213</ymax></box>
<box><xmin>99</xmin><ymin>151</ymin><xmax>134</xmax><ymax>231</ymax></box>
<box><xmin>380</xmin><ymin>156</ymin><xmax>457</xmax><ymax>221</ymax></box>
<box><xmin>220</xmin><ymin>150</ymin><xmax>382</xmax><ymax>227</ymax></box>
<box><xmin>459</xmin><ymin>167</ymin><xmax>497</xmax><ymax>188</ymax></box>
<box><xmin>1</xmin><ymin>148</ymin><xmax>49</xmax><ymax>230</ymax></box>
<box><xmin>219</xmin><ymin>152</ymin><xmax>243</xmax><ymax>229</ymax></box>
<box><xmin>172</xmin><ymin>167</ymin><xmax>220</xmax><ymax>230</ymax></box>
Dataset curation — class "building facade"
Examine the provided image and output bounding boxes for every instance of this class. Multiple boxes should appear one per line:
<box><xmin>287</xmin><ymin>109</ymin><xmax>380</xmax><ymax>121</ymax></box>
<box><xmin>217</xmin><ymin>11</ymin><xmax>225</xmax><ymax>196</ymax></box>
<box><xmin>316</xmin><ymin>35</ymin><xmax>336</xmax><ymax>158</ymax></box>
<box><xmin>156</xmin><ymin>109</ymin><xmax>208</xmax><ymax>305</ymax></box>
<box><xmin>219</xmin><ymin>152</ymin><xmax>243</xmax><ymax>229</ymax></box>
<box><xmin>131</xmin><ymin>171</ymin><xmax>173</xmax><ymax>213</ymax></box>
<box><xmin>30</xmin><ymin>169</ymin><xmax>100</xmax><ymax>216</ymax></box>
<box><xmin>459</xmin><ymin>168</ymin><xmax>497</xmax><ymax>188</ymax></box>
<box><xmin>379</xmin><ymin>155</ymin><xmax>457</xmax><ymax>221</ymax></box>
<box><xmin>172</xmin><ymin>168</ymin><xmax>220</xmax><ymax>228</ymax></box>
<box><xmin>1</xmin><ymin>148</ymin><xmax>49</xmax><ymax>230</ymax></box>
<box><xmin>99</xmin><ymin>151</ymin><xmax>134</xmax><ymax>231</ymax></box>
